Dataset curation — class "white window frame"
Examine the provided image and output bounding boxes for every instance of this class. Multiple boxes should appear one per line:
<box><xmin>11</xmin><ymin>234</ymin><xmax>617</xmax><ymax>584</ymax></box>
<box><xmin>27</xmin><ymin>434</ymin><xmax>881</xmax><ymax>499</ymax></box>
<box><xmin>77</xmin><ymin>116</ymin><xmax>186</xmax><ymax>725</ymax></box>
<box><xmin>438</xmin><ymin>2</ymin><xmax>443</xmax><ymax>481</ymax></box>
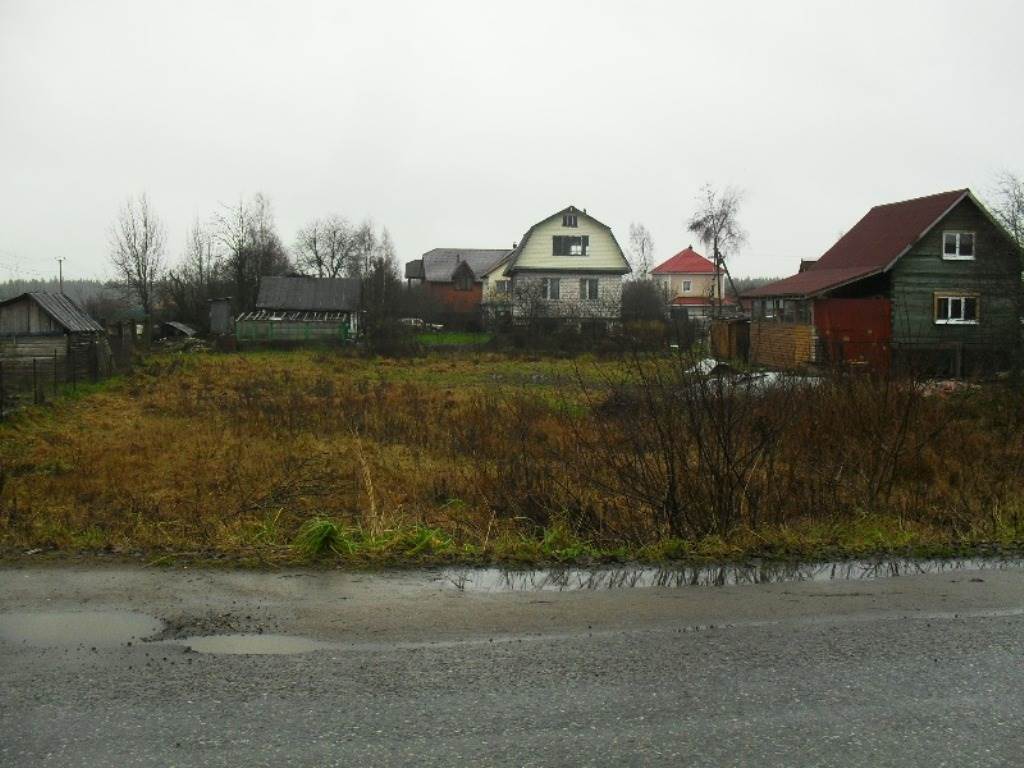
<box><xmin>682</xmin><ymin>279</ymin><xmax>692</xmax><ymax>293</ymax></box>
<box><xmin>494</xmin><ymin>278</ymin><xmax>511</xmax><ymax>295</ymax></box>
<box><xmin>934</xmin><ymin>293</ymin><xmax>979</xmax><ymax>325</ymax></box>
<box><xmin>542</xmin><ymin>278</ymin><xmax>560</xmax><ymax>300</ymax></box>
<box><xmin>562</xmin><ymin>214</ymin><xmax>578</xmax><ymax>228</ymax></box>
<box><xmin>580</xmin><ymin>278</ymin><xmax>599</xmax><ymax>301</ymax></box>
<box><xmin>942</xmin><ymin>231</ymin><xmax>976</xmax><ymax>261</ymax></box>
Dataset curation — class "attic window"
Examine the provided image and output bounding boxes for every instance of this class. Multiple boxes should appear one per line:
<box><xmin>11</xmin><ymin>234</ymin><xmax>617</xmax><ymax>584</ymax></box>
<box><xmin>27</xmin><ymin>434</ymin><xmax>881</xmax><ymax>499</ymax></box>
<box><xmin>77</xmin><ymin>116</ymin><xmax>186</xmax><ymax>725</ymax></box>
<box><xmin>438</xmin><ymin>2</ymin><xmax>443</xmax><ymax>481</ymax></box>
<box><xmin>562</xmin><ymin>214</ymin><xmax>578</xmax><ymax>228</ymax></box>
<box><xmin>934</xmin><ymin>293</ymin><xmax>979</xmax><ymax>324</ymax></box>
<box><xmin>553</xmin><ymin>235</ymin><xmax>589</xmax><ymax>256</ymax></box>
<box><xmin>455</xmin><ymin>273</ymin><xmax>473</xmax><ymax>291</ymax></box>
<box><xmin>943</xmin><ymin>231</ymin><xmax>975</xmax><ymax>260</ymax></box>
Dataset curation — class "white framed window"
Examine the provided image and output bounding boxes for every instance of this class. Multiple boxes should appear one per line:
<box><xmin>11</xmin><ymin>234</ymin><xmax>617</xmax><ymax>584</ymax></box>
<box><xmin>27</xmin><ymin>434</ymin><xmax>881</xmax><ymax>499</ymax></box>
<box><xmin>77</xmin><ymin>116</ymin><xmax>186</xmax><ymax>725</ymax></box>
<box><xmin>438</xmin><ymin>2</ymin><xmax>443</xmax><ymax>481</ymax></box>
<box><xmin>934</xmin><ymin>293</ymin><xmax>979</xmax><ymax>324</ymax></box>
<box><xmin>542</xmin><ymin>278</ymin><xmax>560</xmax><ymax>300</ymax></box>
<box><xmin>562</xmin><ymin>214</ymin><xmax>578</xmax><ymax>228</ymax></box>
<box><xmin>580</xmin><ymin>278</ymin><xmax>599</xmax><ymax>301</ymax></box>
<box><xmin>494</xmin><ymin>278</ymin><xmax>511</xmax><ymax>295</ymax></box>
<box><xmin>682</xmin><ymin>279</ymin><xmax>692</xmax><ymax>293</ymax></box>
<box><xmin>553</xmin><ymin>235</ymin><xmax>588</xmax><ymax>256</ymax></box>
<box><xmin>942</xmin><ymin>231</ymin><xmax>975</xmax><ymax>260</ymax></box>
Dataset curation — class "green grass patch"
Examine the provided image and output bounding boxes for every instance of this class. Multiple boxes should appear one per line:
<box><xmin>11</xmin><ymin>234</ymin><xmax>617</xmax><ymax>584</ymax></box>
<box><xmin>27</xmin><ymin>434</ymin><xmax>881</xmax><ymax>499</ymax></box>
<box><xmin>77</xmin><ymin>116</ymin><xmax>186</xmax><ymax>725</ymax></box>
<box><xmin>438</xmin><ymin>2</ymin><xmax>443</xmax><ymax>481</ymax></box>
<box><xmin>416</xmin><ymin>332</ymin><xmax>493</xmax><ymax>347</ymax></box>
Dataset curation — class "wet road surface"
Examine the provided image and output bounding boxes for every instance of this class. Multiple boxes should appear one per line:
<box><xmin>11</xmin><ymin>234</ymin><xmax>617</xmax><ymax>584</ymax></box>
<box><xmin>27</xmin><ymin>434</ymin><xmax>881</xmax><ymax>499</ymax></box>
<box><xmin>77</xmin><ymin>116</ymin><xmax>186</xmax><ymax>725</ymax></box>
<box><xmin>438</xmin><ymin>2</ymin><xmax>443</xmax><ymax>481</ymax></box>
<box><xmin>2</xmin><ymin>563</ymin><xmax>1024</xmax><ymax>767</ymax></box>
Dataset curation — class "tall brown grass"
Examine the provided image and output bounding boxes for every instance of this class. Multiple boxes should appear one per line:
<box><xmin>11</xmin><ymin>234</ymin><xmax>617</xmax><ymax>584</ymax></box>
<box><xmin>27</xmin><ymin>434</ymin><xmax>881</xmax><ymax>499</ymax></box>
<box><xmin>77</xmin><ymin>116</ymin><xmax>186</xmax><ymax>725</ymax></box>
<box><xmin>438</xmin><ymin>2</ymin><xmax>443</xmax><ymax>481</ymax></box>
<box><xmin>1</xmin><ymin>350</ymin><xmax>1022</xmax><ymax>560</ymax></box>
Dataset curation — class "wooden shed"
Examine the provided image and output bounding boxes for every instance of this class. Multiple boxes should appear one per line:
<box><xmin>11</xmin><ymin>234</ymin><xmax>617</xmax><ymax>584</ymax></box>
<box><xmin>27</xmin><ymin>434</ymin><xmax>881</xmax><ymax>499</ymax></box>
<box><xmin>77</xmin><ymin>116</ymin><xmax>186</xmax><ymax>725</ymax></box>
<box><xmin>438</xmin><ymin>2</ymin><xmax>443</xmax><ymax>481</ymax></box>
<box><xmin>0</xmin><ymin>292</ymin><xmax>110</xmax><ymax>399</ymax></box>
<box><xmin>235</xmin><ymin>276</ymin><xmax>361</xmax><ymax>343</ymax></box>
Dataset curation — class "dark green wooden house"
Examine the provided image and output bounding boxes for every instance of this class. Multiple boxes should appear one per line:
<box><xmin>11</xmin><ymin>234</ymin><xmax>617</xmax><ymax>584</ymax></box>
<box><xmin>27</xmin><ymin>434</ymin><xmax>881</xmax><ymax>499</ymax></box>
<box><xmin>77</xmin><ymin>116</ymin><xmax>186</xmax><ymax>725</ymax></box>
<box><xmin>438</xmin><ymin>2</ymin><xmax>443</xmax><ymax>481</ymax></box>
<box><xmin>746</xmin><ymin>189</ymin><xmax>1023</xmax><ymax>374</ymax></box>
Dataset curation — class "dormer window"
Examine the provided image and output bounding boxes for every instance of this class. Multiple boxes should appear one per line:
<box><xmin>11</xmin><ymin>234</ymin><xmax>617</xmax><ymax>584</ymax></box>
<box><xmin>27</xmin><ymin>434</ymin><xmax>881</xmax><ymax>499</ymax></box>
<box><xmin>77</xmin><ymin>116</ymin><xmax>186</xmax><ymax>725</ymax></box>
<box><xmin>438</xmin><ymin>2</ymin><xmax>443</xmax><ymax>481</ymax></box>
<box><xmin>553</xmin><ymin>235</ymin><xmax>589</xmax><ymax>256</ymax></box>
<box><xmin>562</xmin><ymin>214</ymin><xmax>578</xmax><ymax>228</ymax></box>
<box><xmin>454</xmin><ymin>273</ymin><xmax>473</xmax><ymax>291</ymax></box>
<box><xmin>943</xmin><ymin>231</ymin><xmax>975</xmax><ymax>260</ymax></box>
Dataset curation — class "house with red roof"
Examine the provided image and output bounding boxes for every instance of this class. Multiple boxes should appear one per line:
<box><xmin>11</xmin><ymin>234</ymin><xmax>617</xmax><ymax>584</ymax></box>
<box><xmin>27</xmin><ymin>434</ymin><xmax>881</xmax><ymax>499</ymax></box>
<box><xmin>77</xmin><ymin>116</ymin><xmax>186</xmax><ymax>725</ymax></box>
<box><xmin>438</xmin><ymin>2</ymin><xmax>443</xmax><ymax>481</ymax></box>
<box><xmin>745</xmin><ymin>189</ymin><xmax>1022</xmax><ymax>373</ymax></box>
<box><xmin>651</xmin><ymin>246</ymin><xmax>730</xmax><ymax>318</ymax></box>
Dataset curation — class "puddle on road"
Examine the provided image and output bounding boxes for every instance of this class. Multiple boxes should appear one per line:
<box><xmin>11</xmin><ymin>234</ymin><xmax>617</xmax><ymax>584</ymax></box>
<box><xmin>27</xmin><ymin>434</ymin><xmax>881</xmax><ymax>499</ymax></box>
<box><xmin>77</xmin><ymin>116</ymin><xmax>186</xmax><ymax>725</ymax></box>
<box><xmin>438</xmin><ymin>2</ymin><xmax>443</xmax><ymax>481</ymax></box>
<box><xmin>436</xmin><ymin>557</ymin><xmax>1024</xmax><ymax>592</ymax></box>
<box><xmin>0</xmin><ymin>611</ymin><xmax>163</xmax><ymax>648</ymax></box>
<box><xmin>175</xmin><ymin>633</ymin><xmax>336</xmax><ymax>655</ymax></box>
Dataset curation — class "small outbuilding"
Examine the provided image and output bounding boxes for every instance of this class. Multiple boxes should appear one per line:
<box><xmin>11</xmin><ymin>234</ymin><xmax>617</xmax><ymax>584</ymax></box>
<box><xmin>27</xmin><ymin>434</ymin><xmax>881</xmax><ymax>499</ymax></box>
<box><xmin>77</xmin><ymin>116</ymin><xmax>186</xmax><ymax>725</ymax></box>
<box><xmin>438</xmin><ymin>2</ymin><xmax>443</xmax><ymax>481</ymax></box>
<box><xmin>236</xmin><ymin>276</ymin><xmax>361</xmax><ymax>343</ymax></box>
<box><xmin>0</xmin><ymin>292</ymin><xmax>110</xmax><ymax>392</ymax></box>
<box><xmin>159</xmin><ymin>321</ymin><xmax>197</xmax><ymax>339</ymax></box>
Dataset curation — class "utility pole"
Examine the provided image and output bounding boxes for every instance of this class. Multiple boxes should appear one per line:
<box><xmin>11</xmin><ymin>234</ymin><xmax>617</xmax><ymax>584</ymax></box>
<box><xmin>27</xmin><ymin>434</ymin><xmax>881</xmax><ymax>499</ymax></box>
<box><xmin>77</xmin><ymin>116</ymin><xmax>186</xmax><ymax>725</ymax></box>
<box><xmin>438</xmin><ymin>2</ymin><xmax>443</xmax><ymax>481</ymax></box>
<box><xmin>56</xmin><ymin>257</ymin><xmax>65</xmax><ymax>294</ymax></box>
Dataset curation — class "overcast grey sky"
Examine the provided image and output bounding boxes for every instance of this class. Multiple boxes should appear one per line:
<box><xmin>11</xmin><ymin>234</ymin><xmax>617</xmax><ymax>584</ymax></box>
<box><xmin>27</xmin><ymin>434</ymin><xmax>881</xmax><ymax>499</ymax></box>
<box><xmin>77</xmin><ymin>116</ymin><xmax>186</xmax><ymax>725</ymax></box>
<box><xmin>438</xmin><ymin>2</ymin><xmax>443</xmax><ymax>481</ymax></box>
<box><xmin>2</xmin><ymin>0</ymin><xmax>1022</xmax><ymax>282</ymax></box>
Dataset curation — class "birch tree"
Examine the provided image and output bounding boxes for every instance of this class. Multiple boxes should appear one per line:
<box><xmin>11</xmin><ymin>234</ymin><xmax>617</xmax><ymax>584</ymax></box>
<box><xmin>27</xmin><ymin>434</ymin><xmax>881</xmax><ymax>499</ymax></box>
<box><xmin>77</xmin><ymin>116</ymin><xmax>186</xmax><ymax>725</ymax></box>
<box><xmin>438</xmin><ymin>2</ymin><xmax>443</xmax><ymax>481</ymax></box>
<box><xmin>686</xmin><ymin>184</ymin><xmax>747</xmax><ymax>313</ymax></box>
<box><xmin>109</xmin><ymin>193</ymin><xmax>166</xmax><ymax>316</ymax></box>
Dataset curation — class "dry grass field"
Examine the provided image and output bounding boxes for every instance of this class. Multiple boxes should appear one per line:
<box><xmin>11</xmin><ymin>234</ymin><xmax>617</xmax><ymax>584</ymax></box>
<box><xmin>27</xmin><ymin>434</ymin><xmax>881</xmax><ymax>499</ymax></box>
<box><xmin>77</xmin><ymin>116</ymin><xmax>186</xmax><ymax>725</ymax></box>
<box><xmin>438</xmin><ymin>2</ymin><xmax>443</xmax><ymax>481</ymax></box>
<box><xmin>2</xmin><ymin>348</ymin><xmax>1023</xmax><ymax>566</ymax></box>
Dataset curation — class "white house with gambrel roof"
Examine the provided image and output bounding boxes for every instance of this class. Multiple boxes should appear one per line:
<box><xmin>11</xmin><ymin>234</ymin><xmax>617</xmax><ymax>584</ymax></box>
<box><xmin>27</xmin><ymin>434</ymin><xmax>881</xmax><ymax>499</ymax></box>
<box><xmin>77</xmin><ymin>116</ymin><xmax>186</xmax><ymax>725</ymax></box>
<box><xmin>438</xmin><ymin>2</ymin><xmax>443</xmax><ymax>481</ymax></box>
<box><xmin>482</xmin><ymin>205</ymin><xmax>630</xmax><ymax>322</ymax></box>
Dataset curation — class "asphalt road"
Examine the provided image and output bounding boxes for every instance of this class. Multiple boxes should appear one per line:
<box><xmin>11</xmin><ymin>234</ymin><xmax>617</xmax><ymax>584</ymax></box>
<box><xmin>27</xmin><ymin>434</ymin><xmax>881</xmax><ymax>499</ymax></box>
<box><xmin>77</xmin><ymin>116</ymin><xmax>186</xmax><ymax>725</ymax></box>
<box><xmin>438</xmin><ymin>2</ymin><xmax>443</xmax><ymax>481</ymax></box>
<box><xmin>2</xmin><ymin>563</ymin><xmax>1024</xmax><ymax>767</ymax></box>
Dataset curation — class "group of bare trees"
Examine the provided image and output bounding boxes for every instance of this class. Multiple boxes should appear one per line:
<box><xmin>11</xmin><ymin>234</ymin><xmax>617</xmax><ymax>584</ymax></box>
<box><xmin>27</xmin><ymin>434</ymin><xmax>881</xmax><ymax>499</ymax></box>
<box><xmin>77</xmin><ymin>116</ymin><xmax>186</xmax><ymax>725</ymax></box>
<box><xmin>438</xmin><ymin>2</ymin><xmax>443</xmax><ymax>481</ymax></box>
<box><xmin>108</xmin><ymin>193</ymin><xmax>400</xmax><ymax>331</ymax></box>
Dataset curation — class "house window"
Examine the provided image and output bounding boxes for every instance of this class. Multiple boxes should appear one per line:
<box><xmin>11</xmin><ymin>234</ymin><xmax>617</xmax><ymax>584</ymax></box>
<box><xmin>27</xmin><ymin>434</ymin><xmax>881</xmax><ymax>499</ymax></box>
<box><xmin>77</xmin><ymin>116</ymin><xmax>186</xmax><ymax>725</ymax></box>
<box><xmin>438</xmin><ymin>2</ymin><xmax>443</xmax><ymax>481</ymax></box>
<box><xmin>682</xmin><ymin>280</ymin><xmax>692</xmax><ymax>293</ymax></box>
<box><xmin>934</xmin><ymin>293</ymin><xmax>979</xmax><ymax>324</ymax></box>
<box><xmin>553</xmin><ymin>235</ymin><xmax>589</xmax><ymax>256</ymax></box>
<box><xmin>942</xmin><ymin>231</ymin><xmax>975</xmax><ymax>260</ymax></box>
<box><xmin>542</xmin><ymin>278</ymin><xmax>560</xmax><ymax>300</ymax></box>
<box><xmin>562</xmin><ymin>214</ymin><xmax>578</xmax><ymax>228</ymax></box>
<box><xmin>494</xmin><ymin>279</ymin><xmax>511</xmax><ymax>295</ymax></box>
<box><xmin>580</xmin><ymin>278</ymin><xmax>599</xmax><ymax>301</ymax></box>
<box><xmin>455</xmin><ymin>274</ymin><xmax>473</xmax><ymax>291</ymax></box>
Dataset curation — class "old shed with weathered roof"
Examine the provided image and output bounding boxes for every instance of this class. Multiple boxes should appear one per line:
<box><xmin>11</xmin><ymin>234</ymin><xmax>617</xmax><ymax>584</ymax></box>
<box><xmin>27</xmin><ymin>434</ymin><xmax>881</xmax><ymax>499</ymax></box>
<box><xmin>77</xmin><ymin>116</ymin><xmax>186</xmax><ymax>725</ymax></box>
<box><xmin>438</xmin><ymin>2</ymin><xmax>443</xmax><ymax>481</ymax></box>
<box><xmin>0</xmin><ymin>292</ymin><xmax>111</xmax><ymax>406</ymax></box>
<box><xmin>236</xmin><ymin>276</ymin><xmax>362</xmax><ymax>343</ymax></box>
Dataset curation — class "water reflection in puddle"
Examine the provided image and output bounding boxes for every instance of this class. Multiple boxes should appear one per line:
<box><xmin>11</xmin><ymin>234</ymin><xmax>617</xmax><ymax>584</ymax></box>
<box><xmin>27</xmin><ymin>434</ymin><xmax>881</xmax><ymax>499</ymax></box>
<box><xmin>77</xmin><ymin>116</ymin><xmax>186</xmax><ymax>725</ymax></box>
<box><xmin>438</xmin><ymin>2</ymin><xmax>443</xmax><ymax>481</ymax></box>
<box><xmin>175</xmin><ymin>633</ymin><xmax>336</xmax><ymax>655</ymax></box>
<box><xmin>438</xmin><ymin>558</ymin><xmax>1024</xmax><ymax>592</ymax></box>
<box><xmin>0</xmin><ymin>611</ymin><xmax>163</xmax><ymax>648</ymax></box>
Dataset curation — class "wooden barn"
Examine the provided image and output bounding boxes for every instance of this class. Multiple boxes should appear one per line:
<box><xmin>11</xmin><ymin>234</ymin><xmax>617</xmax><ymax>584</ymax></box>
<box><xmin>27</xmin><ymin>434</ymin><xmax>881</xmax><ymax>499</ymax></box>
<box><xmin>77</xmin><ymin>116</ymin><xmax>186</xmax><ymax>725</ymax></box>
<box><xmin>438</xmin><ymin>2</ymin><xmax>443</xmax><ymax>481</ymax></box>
<box><xmin>0</xmin><ymin>292</ymin><xmax>110</xmax><ymax>401</ymax></box>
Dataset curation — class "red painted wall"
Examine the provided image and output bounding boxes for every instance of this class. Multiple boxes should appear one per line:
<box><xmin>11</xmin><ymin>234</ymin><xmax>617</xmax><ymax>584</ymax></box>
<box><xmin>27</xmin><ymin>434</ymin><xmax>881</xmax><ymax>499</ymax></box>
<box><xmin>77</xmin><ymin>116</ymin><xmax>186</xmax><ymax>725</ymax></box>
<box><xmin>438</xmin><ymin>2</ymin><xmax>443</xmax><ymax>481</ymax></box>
<box><xmin>426</xmin><ymin>282</ymin><xmax>483</xmax><ymax>314</ymax></box>
<box><xmin>814</xmin><ymin>298</ymin><xmax>892</xmax><ymax>371</ymax></box>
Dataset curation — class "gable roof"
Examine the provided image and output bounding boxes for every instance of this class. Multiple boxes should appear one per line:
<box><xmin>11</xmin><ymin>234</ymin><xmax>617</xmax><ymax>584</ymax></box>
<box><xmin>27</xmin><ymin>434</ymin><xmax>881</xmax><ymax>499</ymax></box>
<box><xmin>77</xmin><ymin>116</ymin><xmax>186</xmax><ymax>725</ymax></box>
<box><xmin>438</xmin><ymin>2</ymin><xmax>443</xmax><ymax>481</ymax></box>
<box><xmin>415</xmin><ymin>248</ymin><xmax>511</xmax><ymax>283</ymax></box>
<box><xmin>652</xmin><ymin>246</ymin><xmax>717</xmax><ymax>275</ymax></box>
<box><xmin>503</xmin><ymin>205</ymin><xmax>630</xmax><ymax>275</ymax></box>
<box><xmin>746</xmin><ymin>189</ymin><xmax>972</xmax><ymax>298</ymax></box>
<box><xmin>256</xmin><ymin>276</ymin><xmax>361</xmax><ymax>312</ymax></box>
<box><xmin>0</xmin><ymin>292</ymin><xmax>104</xmax><ymax>333</ymax></box>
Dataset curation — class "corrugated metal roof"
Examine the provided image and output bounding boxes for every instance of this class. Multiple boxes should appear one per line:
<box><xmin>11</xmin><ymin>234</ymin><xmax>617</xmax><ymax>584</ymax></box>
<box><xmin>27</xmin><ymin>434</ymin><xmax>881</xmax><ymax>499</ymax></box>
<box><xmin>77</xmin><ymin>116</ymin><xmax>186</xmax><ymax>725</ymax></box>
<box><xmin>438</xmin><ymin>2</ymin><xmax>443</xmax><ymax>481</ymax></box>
<box><xmin>0</xmin><ymin>292</ymin><xmax>104</xmax><ymax>333</ymax></box>
<box><xmin>256</xmin><ymin>276</ymin><xmax>361</xmax><ymax>312</ymax></box>
<box><xmin>162</xmin><ymin>321</ymin><xmax>197</xmax><ymax>336</ymax></box>
<box><xmin>746</xmin><ymin>189</ymin><xmax>969</xmax><ymax>299</ymax></box>
<box><xmin>652</xmin><ymin>246</ymin><xmax>717</xmax><ymax>275</ymax></box>
<box><xmin>419</xmin><ymin>249</ymin><xmax>510</xmax><ymax>282</ymax></box>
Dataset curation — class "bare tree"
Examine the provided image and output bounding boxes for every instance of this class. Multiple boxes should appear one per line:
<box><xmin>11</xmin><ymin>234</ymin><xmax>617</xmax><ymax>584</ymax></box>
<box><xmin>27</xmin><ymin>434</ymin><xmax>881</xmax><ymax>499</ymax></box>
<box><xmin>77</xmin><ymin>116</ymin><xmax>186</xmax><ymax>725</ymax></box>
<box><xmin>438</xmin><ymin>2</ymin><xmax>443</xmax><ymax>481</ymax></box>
<box><xmin>627</xmin><ymin>222</ymin><xmax>655</xmax><ymax>279</ymax></box>
<box><xmin>990</xmin><ymin>171</ymin><xmax>1024</xmax><ymax>249</ymax></box>
<box><xmin>294</xmin><ymin>215</ymin><xmax>355</xmax><ymax>279</ymax></box>
<box><xmin>165</xmin><ymin>219</ymin><xmax>219</xmax><ymax>328</ymax></box>
<box><xmin>686</xmin><ymin>184</ymin><xmax>747</xmax><ymax>314</ymax></box>
<box><xmin>211</xmin><ymin>193</ymin><xmax>290</xmax><ymax>309</ymax></box>
<box><xmin>109</xmin><ymin>193</ymin><xmax>166</xmax><ymax>316</ymax></box>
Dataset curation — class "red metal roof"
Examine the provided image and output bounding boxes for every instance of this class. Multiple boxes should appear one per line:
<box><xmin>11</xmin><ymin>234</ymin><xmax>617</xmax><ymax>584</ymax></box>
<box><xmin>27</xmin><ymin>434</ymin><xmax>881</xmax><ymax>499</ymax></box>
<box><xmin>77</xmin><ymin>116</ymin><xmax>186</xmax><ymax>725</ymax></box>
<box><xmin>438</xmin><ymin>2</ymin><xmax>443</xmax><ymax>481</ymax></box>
<box><xmin>652</xmin><ymin>246</ymin><xmax>717</xmax><ymax>275</ymax></box>
<box><xmin>746</xmin><ymin>189</ymin><xmax>969</xmax><ymax>298</ymax></box>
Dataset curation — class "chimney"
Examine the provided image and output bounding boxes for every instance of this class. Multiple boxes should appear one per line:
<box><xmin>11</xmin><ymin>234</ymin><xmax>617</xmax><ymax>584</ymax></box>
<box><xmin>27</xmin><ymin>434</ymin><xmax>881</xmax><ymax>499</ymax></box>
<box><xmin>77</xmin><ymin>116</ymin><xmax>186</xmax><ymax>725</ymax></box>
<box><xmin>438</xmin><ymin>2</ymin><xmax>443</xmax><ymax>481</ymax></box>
<box><xmin>512</xmin><ymin>242</ymin><xmax>517</xmax><ymax>249</ymax></box>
